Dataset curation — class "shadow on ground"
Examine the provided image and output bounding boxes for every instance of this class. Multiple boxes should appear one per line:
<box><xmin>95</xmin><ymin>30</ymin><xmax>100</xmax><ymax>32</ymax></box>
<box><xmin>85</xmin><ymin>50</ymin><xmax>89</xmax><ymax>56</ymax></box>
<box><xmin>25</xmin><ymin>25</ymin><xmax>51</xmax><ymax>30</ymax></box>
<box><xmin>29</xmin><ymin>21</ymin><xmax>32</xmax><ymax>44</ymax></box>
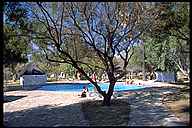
<box><xmin>4</xmin><ymin>102</ymin><xmax>89</xmax><ymax>127</ymax></box>
<box><xmin>124</xmin><ymin>87</ymin><xmax>189</xmax><ymax>126</ymax></box>
<box><xmin>4</xmin><ymin>98</ymin><xmax>131</xmax><ymax>127</ymax></box>
<box><xmin>81</xmin><ymin>99</ymin><xmax>131</xmax><ymax>126</ymax></box>
<box><xmin>4</xmin><ymin>95</ymin><xmax>27</xmax><ymax>103</ymax></box>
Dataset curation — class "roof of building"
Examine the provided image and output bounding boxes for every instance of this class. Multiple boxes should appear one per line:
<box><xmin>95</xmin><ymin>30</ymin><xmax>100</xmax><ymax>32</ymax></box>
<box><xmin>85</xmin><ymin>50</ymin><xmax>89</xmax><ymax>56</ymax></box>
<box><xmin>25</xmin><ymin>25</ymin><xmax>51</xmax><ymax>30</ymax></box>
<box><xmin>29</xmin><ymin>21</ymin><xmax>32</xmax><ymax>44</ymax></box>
<box><xmin>20</xmin><ymin>62</ymin><xmax>45</xmax><ymax>76</ymax></box>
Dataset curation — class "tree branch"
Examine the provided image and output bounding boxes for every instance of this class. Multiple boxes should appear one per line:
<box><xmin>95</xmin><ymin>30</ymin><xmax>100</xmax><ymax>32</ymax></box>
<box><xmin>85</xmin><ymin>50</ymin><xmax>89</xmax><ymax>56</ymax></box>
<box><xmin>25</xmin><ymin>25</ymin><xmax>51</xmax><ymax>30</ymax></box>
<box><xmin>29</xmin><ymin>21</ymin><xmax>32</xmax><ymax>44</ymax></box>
<box><xmin>41</xmin><ymin>48</ymin><xmax>72</xmax><ymax>65</ymax></box>
<box><xmin>35</xmin><ymin>3</ymin><xmax>58</xmax><ymax>45</ymax></box>
<box><xmin>59</xmin><ymin>3</ymin><xmax>65</xmax><ymax>44</ymax></box>
<box><xmin>37</xmin><ymin>2</ymin><xmax>60</xmax><ymax>44</ymax></box>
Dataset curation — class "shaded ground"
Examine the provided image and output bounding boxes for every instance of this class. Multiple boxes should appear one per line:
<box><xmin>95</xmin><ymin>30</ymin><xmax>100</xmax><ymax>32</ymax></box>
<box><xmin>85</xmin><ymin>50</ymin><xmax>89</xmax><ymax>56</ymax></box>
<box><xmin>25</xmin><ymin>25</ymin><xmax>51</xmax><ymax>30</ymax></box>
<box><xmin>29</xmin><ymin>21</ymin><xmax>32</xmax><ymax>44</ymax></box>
<box><xmin>165</xmin><ymin>99</ymin><xmax>190</xmax><ymax>124</ymax></box>
<box><xmin>169</xmin><ymin>81</ymin><xmax>189</xmax><ymax>86</ymax></box>
<box><xmin>81</xmin><ymin>99</ymin><xmax>130</xmax><ymax>126</ymax></box>
<box><xmin>4</xmin><ymin>104</ymin><xmax>89</xmax><ymax>127</ymax></box>
<box><xmin>126</xmin><ymin>86</ymin><xmax>189</xmax><ymax>126</ymax></box>
<box><xmin>81</xmin><ymin>86</ymin><xmax>189</xmax><ymax>126</ymax></box>
<box><xmin>4</xmin><ymin>95</ymin><xmax>27</xmax><ymax>103</ymax></box>
<box><xmin>162</xmin><ymin>86</ymin><xmax>190</xmax><ymax>125</ymax></box>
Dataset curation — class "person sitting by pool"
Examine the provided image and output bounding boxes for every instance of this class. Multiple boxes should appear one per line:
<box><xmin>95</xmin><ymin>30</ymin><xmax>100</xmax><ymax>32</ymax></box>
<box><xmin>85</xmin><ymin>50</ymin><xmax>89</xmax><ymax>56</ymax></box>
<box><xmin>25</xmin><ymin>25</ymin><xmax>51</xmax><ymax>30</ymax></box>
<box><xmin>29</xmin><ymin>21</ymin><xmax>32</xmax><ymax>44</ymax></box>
<box><xmin>81</xmin><ymin>86</ymin><xmax>89</xmax><ymax>98</ymax></box>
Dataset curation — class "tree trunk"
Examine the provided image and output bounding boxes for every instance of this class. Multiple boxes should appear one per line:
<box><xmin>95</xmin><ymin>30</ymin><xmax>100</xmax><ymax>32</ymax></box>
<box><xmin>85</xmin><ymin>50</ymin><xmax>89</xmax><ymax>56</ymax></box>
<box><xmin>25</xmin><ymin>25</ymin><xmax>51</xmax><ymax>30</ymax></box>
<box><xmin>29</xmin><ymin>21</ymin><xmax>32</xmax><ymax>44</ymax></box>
<box><xmin>71</xmin><ymin>59</ymin><xmax>116</xmax><ymax>106</ymax></box>
<box><xmin>174</xmin><ymin>60</ymin><xmax>189</xmax><ymax>80</ymax></box>
<box><xmin>143</xmin><ymin>43</ymin><xmax>148</xmax><ymax>81</ymax></box>
<box><xmin>11</xmin><ymin>64</ymin><xmax>17</xmax><ymax>81</ymax></box>
<box><xmin>102</xmin><ymin>79</ymin><xmax>116</xmax><ymax>106</ymax></box>
<box><xmin>102</xmin><ymin>95</ymin><xmax>112</xmax><ymax>106</ymax></box>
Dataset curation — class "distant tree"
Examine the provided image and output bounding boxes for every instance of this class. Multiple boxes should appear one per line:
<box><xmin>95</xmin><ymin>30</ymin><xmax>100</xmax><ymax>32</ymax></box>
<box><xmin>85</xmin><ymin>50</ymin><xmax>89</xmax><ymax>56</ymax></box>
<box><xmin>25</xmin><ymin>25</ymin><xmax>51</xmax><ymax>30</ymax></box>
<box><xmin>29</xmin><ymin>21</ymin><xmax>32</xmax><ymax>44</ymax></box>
<box><xmin>128</xmin><ymin>45</ymin><xmax>143</xmax><ymax>71</ymax></box>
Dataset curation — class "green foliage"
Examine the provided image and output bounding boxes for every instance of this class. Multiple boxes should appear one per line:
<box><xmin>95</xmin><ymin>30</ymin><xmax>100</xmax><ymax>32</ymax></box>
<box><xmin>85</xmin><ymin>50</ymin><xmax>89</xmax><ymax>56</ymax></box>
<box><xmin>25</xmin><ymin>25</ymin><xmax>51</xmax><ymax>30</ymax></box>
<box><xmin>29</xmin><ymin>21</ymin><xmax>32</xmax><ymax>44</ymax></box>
<box><xmin>3</xmin><ymin>2</ymin><xmax>32</xmax><ymax>66</ymax></box>
<box><xmin>143</xmin><ymin>36</ymin><xmax>177</xmax><ymax>72</ymax></box>
<box><xmin>3</xmin><ymin>2</ymin><xmax>36</xmax><ymax>80</ymax></box>
<box><xmin>129</xmin><ymin>45</ymin><xmax>143</xmax><ymax>68</ymax></box>
<box><xmin>3</xmin><ymin>25</ymin><xmax>28</xmax><ymax>65</ymax></box>
<box><xmin>31</xmin><ymin>51</ymin><xmax>75</xmax><ymax>77</ymax></box>
<box><xmin>59</xmin><ymin>64</ymin><xmax>75</xmax><ymax>77</ymax></box>
<box><xmin>143</xmin><ymin>2</ymin><xmax>189</xmax><ymax>74</ymax></box>
<box><xmin>4</xmin><ymin>2</ymin><xmax>31</xmax><ymax>30</ymax></box>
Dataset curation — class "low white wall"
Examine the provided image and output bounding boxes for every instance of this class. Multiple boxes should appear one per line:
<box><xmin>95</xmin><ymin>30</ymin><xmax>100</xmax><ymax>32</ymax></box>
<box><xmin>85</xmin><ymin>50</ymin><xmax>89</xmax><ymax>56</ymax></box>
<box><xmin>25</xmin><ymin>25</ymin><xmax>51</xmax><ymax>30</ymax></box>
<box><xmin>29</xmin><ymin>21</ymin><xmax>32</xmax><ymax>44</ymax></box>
<box><xmin>155</xmin><ymin>72</ymin><xmax>176</xmax><ymax>82</ymax></box>
<box><xmin>20</xmin><ymin>75</ymin><xmax>47</xmax><ymax>89</ymax></box>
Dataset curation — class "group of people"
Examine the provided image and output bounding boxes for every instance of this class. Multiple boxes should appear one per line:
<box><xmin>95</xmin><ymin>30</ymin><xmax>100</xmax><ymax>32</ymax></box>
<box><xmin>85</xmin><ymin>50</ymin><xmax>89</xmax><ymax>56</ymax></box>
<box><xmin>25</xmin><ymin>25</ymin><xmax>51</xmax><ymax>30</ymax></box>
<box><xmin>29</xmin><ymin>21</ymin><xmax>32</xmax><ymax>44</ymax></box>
<box><xmin>125</xmin><ymin>79</ymin><xmax>142</xmax><ymax>85</ymax></box>
<box><xmin>125</xmin><ymin>79</ymin><xmax>134</xmax><ymax>84</ymax></box>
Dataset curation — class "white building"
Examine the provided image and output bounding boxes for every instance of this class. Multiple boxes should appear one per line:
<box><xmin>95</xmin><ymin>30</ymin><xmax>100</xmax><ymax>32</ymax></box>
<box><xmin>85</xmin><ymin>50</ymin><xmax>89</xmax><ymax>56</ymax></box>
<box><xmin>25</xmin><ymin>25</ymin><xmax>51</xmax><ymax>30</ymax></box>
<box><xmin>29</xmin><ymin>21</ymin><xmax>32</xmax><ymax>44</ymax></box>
<box><xmin>20</xmin><ymin>63</ymin><xmax>47</xmax><ymax>89</ymax></box>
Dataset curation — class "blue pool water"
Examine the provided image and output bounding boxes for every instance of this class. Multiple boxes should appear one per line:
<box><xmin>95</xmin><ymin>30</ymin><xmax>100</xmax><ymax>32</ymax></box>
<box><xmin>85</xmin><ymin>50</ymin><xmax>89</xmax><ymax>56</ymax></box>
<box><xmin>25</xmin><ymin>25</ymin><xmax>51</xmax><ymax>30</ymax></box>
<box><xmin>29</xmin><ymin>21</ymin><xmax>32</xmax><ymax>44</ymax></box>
<box><xmin>94</xmin><ymin>83</ymin><xmax>146</xmax><ymax>92</ymax></box>
<box><xmin>38</xmin><ymin>83</ymin><xmax>147</xmax><ymax>92</ymax></box>
<box><xmin>38</xmin><ymin>83</ymin><xmax>91</xmax><ymax>92</ymax></box>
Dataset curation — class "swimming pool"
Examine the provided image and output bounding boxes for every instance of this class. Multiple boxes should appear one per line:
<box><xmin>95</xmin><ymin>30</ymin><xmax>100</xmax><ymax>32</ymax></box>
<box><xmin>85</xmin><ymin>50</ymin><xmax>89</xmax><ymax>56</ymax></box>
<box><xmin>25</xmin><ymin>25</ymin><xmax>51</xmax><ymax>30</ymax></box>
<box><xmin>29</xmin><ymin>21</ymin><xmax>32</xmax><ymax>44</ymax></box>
<box><xmin>38</xmin><ymin>82</ymin><xmax>147</xmax><ymax>92</ymax></box>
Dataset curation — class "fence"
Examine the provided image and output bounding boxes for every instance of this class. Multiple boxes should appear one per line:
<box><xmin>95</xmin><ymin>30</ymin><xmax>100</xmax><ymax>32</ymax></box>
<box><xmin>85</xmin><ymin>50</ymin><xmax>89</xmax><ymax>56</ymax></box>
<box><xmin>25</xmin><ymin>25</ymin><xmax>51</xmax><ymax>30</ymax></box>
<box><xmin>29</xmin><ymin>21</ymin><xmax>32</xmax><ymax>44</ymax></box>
<box><xmin>154</xmin><ymin>72</ymin><xmax>176</xmax><ymax>82</ymax></box>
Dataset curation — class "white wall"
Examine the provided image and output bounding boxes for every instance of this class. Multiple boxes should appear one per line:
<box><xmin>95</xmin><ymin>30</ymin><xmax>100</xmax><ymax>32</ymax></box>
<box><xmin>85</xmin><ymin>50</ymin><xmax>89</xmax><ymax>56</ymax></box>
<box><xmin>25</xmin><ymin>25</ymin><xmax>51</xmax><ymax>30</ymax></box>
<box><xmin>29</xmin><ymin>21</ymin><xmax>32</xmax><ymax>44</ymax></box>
<box><xmin>155</xmin><ymin>72</ymin><xmax>176</xmax><ymax>82</ymax></box>
<box><xmin>20</xmin><ymin>75</ymin><xmax>47</xmax><ymax>89</ymax></box>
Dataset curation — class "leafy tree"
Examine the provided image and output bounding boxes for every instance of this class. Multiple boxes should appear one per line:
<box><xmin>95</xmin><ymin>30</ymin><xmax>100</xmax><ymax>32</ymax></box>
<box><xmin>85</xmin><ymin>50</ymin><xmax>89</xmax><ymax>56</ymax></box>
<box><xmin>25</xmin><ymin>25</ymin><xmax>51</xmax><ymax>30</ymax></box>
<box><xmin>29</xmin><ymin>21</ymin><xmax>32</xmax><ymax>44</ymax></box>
<box><xmin>6</xmin><ymin>2</ymin><xmax>165</xmax><ymax>105</ymax></box>
<box><xmin>143</xmin><ymin>2</ymin><xmax>189</xmax><ymax>79</ymax></box>
<box><xmin>3</xmin><ymin>2</ymin><xmax>31</xmax><ymax>80</ymax></box>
